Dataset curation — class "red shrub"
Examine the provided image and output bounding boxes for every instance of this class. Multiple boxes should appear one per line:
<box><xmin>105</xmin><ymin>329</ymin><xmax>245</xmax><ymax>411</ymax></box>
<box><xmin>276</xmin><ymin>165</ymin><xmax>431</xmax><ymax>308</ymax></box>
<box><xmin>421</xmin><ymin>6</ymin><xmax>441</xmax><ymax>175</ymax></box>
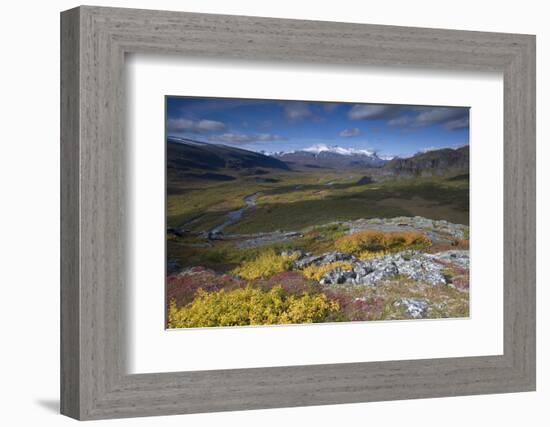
<box><xmin>167</xmin><ymin>267</ymin><xmax>246</xmax><ymax>308</ymax></box>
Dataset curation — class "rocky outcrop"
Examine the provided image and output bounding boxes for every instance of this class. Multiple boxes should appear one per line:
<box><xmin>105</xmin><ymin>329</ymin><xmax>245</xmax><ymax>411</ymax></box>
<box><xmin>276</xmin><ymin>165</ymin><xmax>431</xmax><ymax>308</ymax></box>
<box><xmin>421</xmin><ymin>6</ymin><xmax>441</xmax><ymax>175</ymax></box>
<box><xmin>293</xmin><ymin>251</ymin><xmax>357</xmax><ymax>269</ymax></box>
<box><xmin>320</xmin><ymin>267</ymin><xmax>357</xmax><ymax>285</ymax></box>
<box><xmin>394</xmin><ymin>298</ymin><xmax>430</xmax><ymax>318</ymax></box>
<box><xmin>427</xmin><ymin>250</ymin><xmax>469</xmax><ymax>269</ymax></box>
<box><xmin>315</xmin><ymin>249</ymin><xmax>469</xmax><ymax>287</ymax></box>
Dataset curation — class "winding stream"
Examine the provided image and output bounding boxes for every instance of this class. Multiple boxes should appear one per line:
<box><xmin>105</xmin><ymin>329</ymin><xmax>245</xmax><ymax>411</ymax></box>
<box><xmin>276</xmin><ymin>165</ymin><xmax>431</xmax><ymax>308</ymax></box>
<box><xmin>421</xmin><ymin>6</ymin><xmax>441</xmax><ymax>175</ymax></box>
<box><xmin>210</xmin><ymin>193</ymin><xmax>258</xmax><ymax>234</ymax></box>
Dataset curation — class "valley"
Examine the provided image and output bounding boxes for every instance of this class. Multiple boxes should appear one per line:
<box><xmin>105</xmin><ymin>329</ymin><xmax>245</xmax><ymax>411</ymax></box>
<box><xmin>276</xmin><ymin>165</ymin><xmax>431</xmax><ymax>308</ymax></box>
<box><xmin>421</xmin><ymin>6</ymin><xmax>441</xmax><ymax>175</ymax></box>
<box><xmin>166</xmin><ymin>138</ymin><xmax>470</xmax><ymax>328</ymax></box>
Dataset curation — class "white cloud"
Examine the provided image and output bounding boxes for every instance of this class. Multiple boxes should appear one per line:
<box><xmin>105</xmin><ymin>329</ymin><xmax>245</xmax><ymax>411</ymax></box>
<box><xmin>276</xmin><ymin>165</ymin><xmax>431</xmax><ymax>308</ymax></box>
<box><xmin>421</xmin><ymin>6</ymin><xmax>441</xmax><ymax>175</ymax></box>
<box><xmin>387</xmin><ymin>116</ymin><xmax>412</xmax><ymax>127</ymax></box>
<box><xmin>195</xmin><ymin>119</ymin><xmax>226</xmax><ymax>132</ymax></box>
<box><xmin>167</xmin><ymin>118</ymin><xmax>226</xmax><ymax>133</ymax></box>
<box><xmin>209</xmin><ymin>133</ymin><xmax>286</xmax><ymax>144</ymax></box>
<box><xmin>283</xmin><ymin>103</ymin><xmax>313</xmax><ymax>121</ymax></box>
<box><xmin>349</xmin><ymin>104</ymin><xmax>470</xmax><ymax>131</ymax></box>
<box><xmin>339</xmin><ymin>127</ymin><xmax>361</xmax><ymax>137</ymax></box>
<box><xmin>403</xmin><ymin>107</ymin><xmax>469</xmax><ymax>130</ymax></box>
<box><xmin>443</xmin><ymin>117</ymin><xmax>469</xmax><ymax>130</ymax></box>
<box><xmin>348</xmin><ymin>104</ymin><xmax>400</xmax><ymax>120</ymax></box>
<box><xmin>414</xmin><ymin>107</ymin><xmax>466</xmax><ymax>127</ymax></box>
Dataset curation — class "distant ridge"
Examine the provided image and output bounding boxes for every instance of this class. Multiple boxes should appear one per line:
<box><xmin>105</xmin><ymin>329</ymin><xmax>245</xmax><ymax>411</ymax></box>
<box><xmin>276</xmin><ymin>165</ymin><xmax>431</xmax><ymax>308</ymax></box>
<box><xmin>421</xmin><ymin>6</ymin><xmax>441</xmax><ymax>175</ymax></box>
<box><xmin>273</xmin><ymin>144</ymin><xmax>388</xmax><ymax>169</ymax></box>
<box><xmin>167</xmin><ymin>137</ymin><xmax>290</xmax><ymax>173</ymax></box>
<box><xmin>384</xmin><ymin>146</ymin><xmax>469</xmax><ymax>176</ymax></box>
<box><xmin>166</xmin><ymin>137</ymin><xmax>469</xmax><ymax>178</ymax></box>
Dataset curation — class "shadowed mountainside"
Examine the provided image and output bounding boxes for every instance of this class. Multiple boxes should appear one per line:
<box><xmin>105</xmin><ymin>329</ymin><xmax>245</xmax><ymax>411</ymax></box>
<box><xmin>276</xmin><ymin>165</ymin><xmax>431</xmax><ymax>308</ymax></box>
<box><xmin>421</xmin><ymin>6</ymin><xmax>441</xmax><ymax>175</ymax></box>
<box><xmin>167</xmin><ymin>137</ymin><xmax>289</xmax><ymax>177</ymax></box>
<box><xmin>383</xmin><ymin>146</ymin><xmax>469</xmax><ymax>176</ymax></box>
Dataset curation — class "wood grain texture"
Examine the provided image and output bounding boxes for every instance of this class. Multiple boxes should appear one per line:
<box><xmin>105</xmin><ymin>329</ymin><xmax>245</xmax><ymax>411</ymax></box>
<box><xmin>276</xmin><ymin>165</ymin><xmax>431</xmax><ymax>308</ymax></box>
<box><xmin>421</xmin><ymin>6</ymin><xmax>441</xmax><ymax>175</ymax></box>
<box><xmin>60</xmin><ymin>5</ymin><xmax>536</xmax><ymax>420</ymax></box>
<box><xmin>60</xmin><ymin>7</ymin><xmax>80</xmax><ymax>419</ymax></box>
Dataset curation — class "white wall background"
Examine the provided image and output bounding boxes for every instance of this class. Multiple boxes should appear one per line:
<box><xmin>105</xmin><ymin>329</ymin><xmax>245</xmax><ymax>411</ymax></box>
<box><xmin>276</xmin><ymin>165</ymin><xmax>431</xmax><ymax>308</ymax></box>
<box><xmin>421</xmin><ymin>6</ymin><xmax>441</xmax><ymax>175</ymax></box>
<box><xmin>0</xmin><ymin>0</ymin><xmax>547</xmax><ymax>425</ymax></box>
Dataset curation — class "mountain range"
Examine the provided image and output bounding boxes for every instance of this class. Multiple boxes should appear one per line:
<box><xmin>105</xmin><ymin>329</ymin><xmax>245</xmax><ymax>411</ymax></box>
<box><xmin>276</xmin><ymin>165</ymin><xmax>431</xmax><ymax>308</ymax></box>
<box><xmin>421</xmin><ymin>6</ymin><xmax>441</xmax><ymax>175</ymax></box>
<box><xmin>270</xmin><ymin>144</ymin><xmax>388</xmax><ymax>169</ymax></box>
<box><xmin>167</xmin><ymin>137</ymin><xmax>469</xmax><ymax>180</ymax></box>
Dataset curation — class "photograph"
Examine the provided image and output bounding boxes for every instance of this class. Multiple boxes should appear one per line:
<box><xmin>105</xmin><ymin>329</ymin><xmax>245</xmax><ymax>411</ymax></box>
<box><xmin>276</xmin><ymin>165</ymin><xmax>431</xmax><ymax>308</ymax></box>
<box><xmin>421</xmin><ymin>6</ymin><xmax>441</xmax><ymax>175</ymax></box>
<box><xmin>165</xmin><ymin>97</ymin><xmax>470</xmax><ymax>328</ymax></box>
<box><xmin>51</xmin><ymin>4</ymin><xmax>537</xmax><ymax>421</ymax></box>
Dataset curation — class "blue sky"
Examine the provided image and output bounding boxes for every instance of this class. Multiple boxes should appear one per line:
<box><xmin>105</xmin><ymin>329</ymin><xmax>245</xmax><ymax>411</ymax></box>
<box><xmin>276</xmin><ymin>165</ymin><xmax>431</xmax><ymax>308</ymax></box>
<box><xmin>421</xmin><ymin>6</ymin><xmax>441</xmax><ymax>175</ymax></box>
<box><xmin>166</xmin><ymin>97</ymin><xmax>469</xmax><ymax>158</ymax></box>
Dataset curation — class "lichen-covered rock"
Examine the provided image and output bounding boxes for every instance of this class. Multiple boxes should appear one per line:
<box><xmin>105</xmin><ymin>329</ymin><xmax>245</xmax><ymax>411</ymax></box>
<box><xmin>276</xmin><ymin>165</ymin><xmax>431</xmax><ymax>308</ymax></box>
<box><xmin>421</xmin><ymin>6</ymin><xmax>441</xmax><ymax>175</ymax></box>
<box><xmin>393</xmin><ymin>256</ymin><xmax>447</xmax><ymax>286</ymax></box>
<box><xmin>312</xmin><ymin>250</ymin><xmax>454</xmax><ymax>287</ymax></box>
<box><xmin>353</xmin><ymin>252</ymin><xmax>446</xmax><ymax>286</ymax></box>
<box><xmin>319</xmin><ymin>268</ymin><xmax>357</xmax><ymax>285</ymax></box>
<box><xmin>293</xmin><ymin>251</ymin><xmax>356</xmax><ymax>269</ymax></box>
<box><xmin>351</xmin><ymin>258</ymin><xmax>399</xmax><ymax>285</ymax></box>
<box><xmin>427</xmin><ymin>250</ymin><xmax>469</xmax><ymax>269</ymax></box>
<box><xmin>394</xmin><ymin>298</ymin><xmax>430</xmax><ymax>318</ymax></box>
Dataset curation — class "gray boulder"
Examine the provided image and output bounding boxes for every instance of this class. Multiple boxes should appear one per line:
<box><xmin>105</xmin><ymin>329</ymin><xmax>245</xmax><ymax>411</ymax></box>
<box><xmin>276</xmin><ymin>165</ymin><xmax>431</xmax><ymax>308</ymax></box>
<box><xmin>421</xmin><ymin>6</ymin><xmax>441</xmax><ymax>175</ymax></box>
<box><xmin>313</xmin><ymin>250</ymin><xmax>451</xmax><ymax>287</ymax></box>
<box><xmin>394</xmin><ymin>256</ymin><xmax>447</xmax><ymax>285</ymax></box>
<box><xmin>293</xmin><ymin>251</ymin><xmax>356</xmax><ymax>269</ymax></box>
<box><xmin>350</xmin><ymin>252</ymin><xmax>446</xmax><ymax>286</ymax></box>
<box><xmin>320</xmin><ymin>268</ymin><xmax>356</xmax><ymax>285</ymax></box>
<box><xmin>394</xmin><ymin>298</ymin><xmax>430</xmax><ymax>318</ymax></box>
<box><xmin>352</xmin><ymin>259</ymin><xmax>399</xmax><ymax>285</ymax></box>
<box><xmin>427</xmin><ymin>250</ymin><xmax>469</xmax><ymax>269</ymax></box>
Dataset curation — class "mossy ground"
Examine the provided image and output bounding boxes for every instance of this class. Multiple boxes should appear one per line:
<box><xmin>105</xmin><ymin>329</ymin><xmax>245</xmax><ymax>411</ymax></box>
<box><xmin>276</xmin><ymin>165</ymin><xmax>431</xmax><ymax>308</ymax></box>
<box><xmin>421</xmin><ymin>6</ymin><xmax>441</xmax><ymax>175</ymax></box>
<box><xmin>167</xmin><ymin>171</ymin><xmax>469</xmax><ymax>231</ymax></box>
<box><xmin>166</xmin><ymin>169</ymin><xmax>469</xmax><ymax>328</ymax></box>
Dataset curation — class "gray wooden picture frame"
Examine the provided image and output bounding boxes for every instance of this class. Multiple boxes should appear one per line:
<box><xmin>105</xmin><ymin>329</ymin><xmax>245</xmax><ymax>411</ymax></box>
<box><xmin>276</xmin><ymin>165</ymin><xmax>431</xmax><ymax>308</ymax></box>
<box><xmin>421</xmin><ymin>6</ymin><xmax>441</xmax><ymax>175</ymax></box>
<box><xmin>60</xmin><ymin>5</ymin><xmax>536</xmax><ymax>421</ymax></box>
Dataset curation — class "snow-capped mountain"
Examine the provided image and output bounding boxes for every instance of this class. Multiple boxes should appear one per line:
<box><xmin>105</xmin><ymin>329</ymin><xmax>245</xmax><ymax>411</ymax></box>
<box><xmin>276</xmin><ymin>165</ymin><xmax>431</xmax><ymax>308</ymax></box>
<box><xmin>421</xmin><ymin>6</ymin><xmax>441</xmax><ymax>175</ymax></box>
<box><xmin>302</xmin><ymin>144</ymin><xmax>376</xmax><ymax>157</ymax></box>
<box><xmin>272</xmin><ymin>144</ymin><xmax>390</xmax><ymax>168</ymax></box>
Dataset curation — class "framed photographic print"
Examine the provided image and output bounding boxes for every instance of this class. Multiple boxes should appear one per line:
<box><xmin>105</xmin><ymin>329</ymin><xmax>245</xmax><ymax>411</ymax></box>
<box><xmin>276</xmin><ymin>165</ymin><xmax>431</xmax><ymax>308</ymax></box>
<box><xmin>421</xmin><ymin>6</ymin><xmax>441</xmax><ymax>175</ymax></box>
<box><xmin>165</xmin><ymin>96</ymin><xmax>471</xmax><ymax>329</ymax></box>
<box><xmin>61</xmin><ymin>6</ymin><xmax>536</xmax><ymax>420</ymax></box>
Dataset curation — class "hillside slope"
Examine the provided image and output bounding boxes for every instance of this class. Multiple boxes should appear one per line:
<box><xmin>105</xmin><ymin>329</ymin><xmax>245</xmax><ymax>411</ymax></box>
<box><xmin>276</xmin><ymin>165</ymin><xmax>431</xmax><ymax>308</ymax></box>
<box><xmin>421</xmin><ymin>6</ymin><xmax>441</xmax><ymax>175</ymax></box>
<box><xmin>168</xmin><ymin>137</ymin><xmax>289</xmax><ymax>172</ymax></box>
<box><xmin>384</xmin><ymin>146</ymin><xmax>469</xmax><ymax>176</ymax></box>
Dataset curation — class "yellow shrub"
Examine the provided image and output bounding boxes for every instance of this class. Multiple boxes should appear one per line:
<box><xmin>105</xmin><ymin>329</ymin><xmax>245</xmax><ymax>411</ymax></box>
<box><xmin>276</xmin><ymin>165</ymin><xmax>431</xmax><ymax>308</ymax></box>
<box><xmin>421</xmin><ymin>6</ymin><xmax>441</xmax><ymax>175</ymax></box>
<box><xmin>358</xmin><ymin>250</ymin><xmax>387</xmax><ymax>260</ymax></box>
<box><xmin>167</xmin><ymin>286</ymin><xmax>340</xmax><ymax>328</ymax></box>
<box><xmin>301</xmin><ymin>261</ymin><xmax>353</xmax><ymax>281</ymax></box>
<box><xmin>335</xmin><ymin>230</ymin><xmax>431</xmax><ymax>255</ymax></box>
<box><xmin>335</xmin><ymin>230</ymin><xmax>385</xmax><ymax>253</ymax></box>
<box><xmin>399</xmin><ymin>231</ymin><xmax>432</xmax><ymax>247</ymax></box>
<box><xmin>231</xmin><ymin>249</ymin><xmax>298</xmax><ymax>280</ymax></box>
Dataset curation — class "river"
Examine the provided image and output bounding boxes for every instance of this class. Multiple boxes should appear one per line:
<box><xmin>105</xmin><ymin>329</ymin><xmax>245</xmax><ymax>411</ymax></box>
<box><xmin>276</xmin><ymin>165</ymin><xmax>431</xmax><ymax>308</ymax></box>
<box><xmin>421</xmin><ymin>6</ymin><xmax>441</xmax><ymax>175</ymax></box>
<box><xmin>209</xmin><ymin>193</ymin><xmax>258</xmax><ymax>234</ymax></box>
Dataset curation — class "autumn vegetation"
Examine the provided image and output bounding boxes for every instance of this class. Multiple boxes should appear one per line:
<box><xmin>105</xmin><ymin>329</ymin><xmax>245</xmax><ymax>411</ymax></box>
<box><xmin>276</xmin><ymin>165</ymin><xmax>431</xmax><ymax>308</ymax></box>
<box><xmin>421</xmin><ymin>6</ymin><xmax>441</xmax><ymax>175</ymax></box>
<box><xmin>334</xmin><ymin>230</ymin><xmax>431</xmax><ymax>255</ymax></box>
<box><xmin>167</xmin><ymin>225</ymin><xmax>469</xmax><ymax>328</ymax></box>
<box><xmin>168</xmin><ymin>286</ymin><xmax>339</xmax><ymax>328</ymax></box>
